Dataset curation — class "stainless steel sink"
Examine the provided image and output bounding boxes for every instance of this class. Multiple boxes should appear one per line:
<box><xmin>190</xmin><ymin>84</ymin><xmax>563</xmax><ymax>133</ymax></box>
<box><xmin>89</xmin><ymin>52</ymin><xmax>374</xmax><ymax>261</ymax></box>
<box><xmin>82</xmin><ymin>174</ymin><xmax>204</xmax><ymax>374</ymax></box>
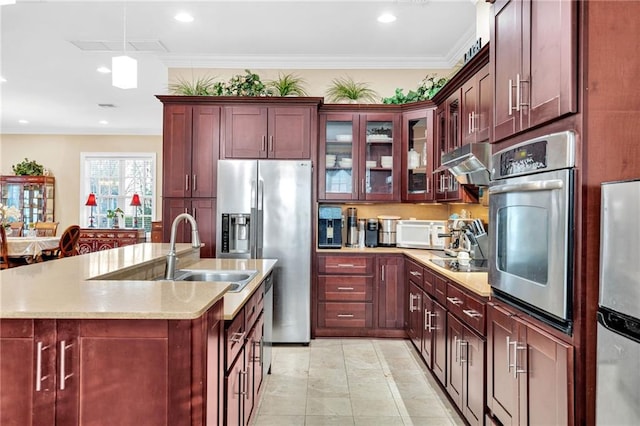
<box><xmin>172</xmin><ymin>269</ymin><xmax>259</xmax><ymax>292</ymax></box>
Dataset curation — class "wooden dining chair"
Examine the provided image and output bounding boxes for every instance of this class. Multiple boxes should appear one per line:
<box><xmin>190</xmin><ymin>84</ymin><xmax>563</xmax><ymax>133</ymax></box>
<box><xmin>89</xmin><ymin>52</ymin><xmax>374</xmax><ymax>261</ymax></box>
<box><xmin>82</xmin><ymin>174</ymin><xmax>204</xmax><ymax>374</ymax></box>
<box><xmin>57</xmin><ymin>225</ymin><xmax>81</xmax><ymax>258</ymax></box>
<box><xmin>9</xmin><ymin>221</ymin><xmax>24</xmax><ymax>237</ymax></box>
<box><xmin>35</xmin><ymin>221</ymin><xmax>59</xmax><ymax>237</ymax></box>
<box><xmin>0</xmin><ymin>226</ymin><xmax>29</xmax><ymax>269</ymax></box>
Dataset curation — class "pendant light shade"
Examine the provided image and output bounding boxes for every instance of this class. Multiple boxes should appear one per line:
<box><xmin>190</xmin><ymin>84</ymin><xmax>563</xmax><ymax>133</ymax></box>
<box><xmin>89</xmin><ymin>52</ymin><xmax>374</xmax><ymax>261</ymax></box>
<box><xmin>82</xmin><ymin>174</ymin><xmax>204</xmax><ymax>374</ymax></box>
<box><xmin>112</xmin><ymin>55</ymin><xmax>137</xmax><ymax>89</ymax></box>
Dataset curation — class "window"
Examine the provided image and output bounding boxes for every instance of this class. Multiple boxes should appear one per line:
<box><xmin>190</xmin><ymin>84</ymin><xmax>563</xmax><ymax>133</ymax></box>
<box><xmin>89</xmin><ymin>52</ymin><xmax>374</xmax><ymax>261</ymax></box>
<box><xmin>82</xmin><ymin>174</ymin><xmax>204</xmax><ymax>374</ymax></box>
<box><xmin>80</xmin><ymin>153</ymin><xmax>156</xmax><ymax>231</ymax></box>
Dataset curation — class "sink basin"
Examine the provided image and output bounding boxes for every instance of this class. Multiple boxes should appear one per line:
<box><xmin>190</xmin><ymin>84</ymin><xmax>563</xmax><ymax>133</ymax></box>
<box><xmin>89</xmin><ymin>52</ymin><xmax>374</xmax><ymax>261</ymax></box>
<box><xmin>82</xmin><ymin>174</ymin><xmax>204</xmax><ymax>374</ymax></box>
<box><xmin>172</xmin><ymin>269</ymin><xmax>259</xmax><ymax>292</ymax></box>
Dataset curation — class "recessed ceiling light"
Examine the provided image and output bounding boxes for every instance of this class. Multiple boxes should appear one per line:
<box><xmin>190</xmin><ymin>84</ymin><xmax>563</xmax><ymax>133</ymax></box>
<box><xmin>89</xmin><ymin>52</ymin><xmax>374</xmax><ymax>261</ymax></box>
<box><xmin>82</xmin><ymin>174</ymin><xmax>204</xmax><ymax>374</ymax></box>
<box><xmin>377</xmin><ymin>13</ymin><xmax>397</xmax><ymax>23</ymax></box>
<box><xmin>0</xmin><ymin>76</ymin><xmax>6</xmax><ymax>83</ymax></box>
<box><xmin>97</xmin><ymin>66</ymin><xmax>111</xmax><ymax>74</ymax></box>
<box><xmin>99</xmin><ymin>120</ymin><xmax>109</xmax><ymax>125</ymax></box>
<box><xmin>18</xmin><ymin>119</ymin><xmax>29</xmax><ymax>124</ymax></box>
<box><xmin>174</xmin><ymin>12</ymin><xmax>194</xmax><ymax>23</ymax></box>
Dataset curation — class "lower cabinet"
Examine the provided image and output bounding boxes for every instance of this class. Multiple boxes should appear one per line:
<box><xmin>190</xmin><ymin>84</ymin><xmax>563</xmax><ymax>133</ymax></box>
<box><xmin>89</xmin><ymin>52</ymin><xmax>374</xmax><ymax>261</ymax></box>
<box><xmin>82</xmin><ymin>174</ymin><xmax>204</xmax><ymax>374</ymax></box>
<box><xmin>0</xmin><ymin>301</ymin><xmax>224</xmax><ymax>426</ymax></box>
<box><xmin>225</xmin><ymin>284</ymin><xmax>265</xmax><ymax>426</ymax></box>
<box><xmin>315</xmin><ymin>253</ymin><xmax>404</xmax><ymax>337</ymax></box>
<box><xmin>486</xmin><ymin>302</ymin><xmax>573</xmax><ymax>426</ymax></box>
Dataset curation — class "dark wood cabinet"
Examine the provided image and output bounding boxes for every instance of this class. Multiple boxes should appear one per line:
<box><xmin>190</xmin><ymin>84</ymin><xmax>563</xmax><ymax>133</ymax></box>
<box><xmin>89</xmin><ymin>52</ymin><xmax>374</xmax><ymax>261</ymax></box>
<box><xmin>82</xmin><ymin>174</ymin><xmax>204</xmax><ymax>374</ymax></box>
<box><xmin>487</xmin><ymin>302</ymin><xmax>572</xmax><ymax>426</ymax></box>
<box><xmin>376</xmin><ymin>255</ymin><xmax>405</xmax><ymax>329</ymax></box>
<box><xmin>162</xmin><ymin>104</ymin><xmax>220</xmax><ymax>198</ymax></box>
<box><xmin>491</xmin><ymin>0</ymin><xmax>577</xmax><ymax>142</ymax></box>
<box><xmin>162</xmin><ymin>198</ymin><xmax>216</xmax><ymax>258</ymax></box>
<box><xmin>0</xmin><ymin>302</ymin><xmax>224</xmax><ymax>426</ymax></box>
<box><xmin>319</xmin><ymin>110</ymin><xmax>402</xmax><ymax>202</ymax></box>
<box><xmin>447</xmin><ymin>313</ymin><xmax>485</xmax><ymax>426</ymax></box>
<box><xmin>462</xmin><ymin>63</ymin><xmax>492</xmax><ymax>144</ymax></box>
<box><xmin>223</xmin><ymin>105</ymin><xmax>314</xmax><ymax>159</ymax></box>
<box><xmin>407</xmin><ymin>281</ymin><xmax>423</xmax><ymax>350</ymax></box>
<box><xmin>401</xmin><ymin>106</ymin><xmax>436</xmax><ymax>202</ymax></box>
<box><xmin>434</xmin><ymin>91</ymin><xmax>466</xmax><ymax>202</ymax></box>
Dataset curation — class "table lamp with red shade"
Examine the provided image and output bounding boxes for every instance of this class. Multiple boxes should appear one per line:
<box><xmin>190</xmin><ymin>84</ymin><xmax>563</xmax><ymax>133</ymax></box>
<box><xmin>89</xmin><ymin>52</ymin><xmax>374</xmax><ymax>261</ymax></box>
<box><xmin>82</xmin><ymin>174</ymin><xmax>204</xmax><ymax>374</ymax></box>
<box><xmin>130</xmin><ymin>193</ymin><xmax>142</xmax><ymax>228</ymax></box>
<box><xmin>85</xmin><ymin>193</ymin><xmax>97</xmax><ymax>228</ymax></box>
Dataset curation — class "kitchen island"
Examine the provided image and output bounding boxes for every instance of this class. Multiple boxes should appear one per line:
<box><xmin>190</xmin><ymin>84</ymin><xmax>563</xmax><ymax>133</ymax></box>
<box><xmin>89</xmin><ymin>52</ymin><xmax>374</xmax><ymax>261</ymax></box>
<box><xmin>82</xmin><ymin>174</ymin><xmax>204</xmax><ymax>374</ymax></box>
<box><xmin>0</xmin><ymin>243</ymin><xmax>277</xmax><ymax>426</ymax></box>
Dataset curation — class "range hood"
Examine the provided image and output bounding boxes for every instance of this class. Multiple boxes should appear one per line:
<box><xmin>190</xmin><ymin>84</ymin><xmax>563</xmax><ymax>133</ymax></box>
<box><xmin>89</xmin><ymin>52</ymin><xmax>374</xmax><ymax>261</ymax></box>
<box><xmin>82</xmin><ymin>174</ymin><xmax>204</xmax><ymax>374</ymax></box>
<box><xmin>434</xmin><ymin>143</ymin><xmax>491</xmax><ymax>186</ymax></box>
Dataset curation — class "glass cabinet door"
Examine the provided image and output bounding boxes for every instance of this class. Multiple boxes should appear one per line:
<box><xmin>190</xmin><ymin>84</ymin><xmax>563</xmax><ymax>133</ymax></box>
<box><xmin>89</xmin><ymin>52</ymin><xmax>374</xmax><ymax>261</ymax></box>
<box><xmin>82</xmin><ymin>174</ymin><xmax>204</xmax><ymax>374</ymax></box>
<box><xmin>361</xmin><ymin>114</ymin><xmax>400</xmax><ymax>201</ymax></box>
<box><xmin>321</xmin><ymin>114</ymin><xmax>358</xmax><ymax>200</ymax></box>
<box><xmin>402</xmin><ymin>108</ymin><xmax>434</xmax><ymax>202</ymax></box>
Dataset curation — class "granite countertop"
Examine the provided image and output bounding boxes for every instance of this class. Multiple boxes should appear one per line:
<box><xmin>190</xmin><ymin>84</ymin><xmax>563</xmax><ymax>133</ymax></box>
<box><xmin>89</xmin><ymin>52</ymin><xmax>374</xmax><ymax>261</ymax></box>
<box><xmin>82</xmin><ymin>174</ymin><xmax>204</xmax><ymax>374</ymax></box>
<box><xmin>318</xmin><ymin>246</ymin><xmax>491</xmax><ymax>297</ymax></box>
<box><xmin>0</xmin><ymin>243</ymin><xmax>275</xmax><ymax>321</ymax></box>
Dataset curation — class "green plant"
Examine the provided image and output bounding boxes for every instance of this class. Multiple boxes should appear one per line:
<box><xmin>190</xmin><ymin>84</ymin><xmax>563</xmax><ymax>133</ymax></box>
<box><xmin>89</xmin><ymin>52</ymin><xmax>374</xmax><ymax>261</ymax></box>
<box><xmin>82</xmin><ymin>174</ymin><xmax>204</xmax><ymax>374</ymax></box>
<box><xmin>12</xmin><ymin>158</ymin><xmax>44</xmax><ymax>176</ymax></box>
<box><xmin>381</xmin><ymin>74</ymin><xmax>449</xmax><ymax>104</ymax></box>
<box><xmin>267</xmin><ymin>73</ymin><xmax>309</xmax><ymax>97</ymax></box>
<box><xmin>168</xmin><ymin>75</ymin><xmax>220</xmax><ymax>96</ymax></box>
<box><xmin>223</xmin><ymin>69</ymin><xmax>269</xmax><ymax>96</ymax></box>
<box><xmin>106</xmin><ymin>208</ymin><xmax>124</xmax><ymax>219</ymax></box>
<box><xmin>325</xmin><ymin>76</ymin><xmax>378</xmax><ymax>104</ymax></box>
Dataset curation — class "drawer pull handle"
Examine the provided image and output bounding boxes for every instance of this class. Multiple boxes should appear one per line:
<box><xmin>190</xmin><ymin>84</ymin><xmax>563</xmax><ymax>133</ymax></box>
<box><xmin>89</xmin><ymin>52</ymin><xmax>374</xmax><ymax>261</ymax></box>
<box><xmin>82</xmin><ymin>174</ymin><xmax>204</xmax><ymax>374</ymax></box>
<box><xmin>337</xmin><ymin>314</ymin><xmax>354</xmax><ymax>318</ymax></box>
<box><xmin>410</xmin><ymin>271</ymin><xmax>422</xmax><ymax>277</ymax></box>
<box><xmin>463</xmin><ymin>309</ymin><xmax>482</xmax><ymax>318</ymax></box>
<box><xmin>446</xmin><ymin>296</ymin><xmax>463</xmax><ymax>305</ymax></box>
<box><xmin>59</xmin><ymin>340</ymin><xmax>74</xmax><ymax>391</ymax></box>
<box><xmin>35</xmin><ymin>342</ymin><xmax>49</xmax><ymax>392</ymax></box>
<box><xmin>230</xmin><ymin>331</ymin><xmax>246</xmax><ymax>344</ymax></box>
<box><xmin>337</xmin><ymin>263</ymin><xmax>355</xmax><ymax>268</ymax></box>
<box><xmin>337</xmin><ymin>287</ymin><xmax>355</xmax><ymax>291</ymax></box>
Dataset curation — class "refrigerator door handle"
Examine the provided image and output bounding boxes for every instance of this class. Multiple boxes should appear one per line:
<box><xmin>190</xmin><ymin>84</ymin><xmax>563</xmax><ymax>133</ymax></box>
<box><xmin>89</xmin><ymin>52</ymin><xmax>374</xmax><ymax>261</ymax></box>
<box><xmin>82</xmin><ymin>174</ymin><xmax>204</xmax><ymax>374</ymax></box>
<box><xmin>251</xmin><ymin>180</ymin><xmax>257</xmax><ymax>209</ymax></box>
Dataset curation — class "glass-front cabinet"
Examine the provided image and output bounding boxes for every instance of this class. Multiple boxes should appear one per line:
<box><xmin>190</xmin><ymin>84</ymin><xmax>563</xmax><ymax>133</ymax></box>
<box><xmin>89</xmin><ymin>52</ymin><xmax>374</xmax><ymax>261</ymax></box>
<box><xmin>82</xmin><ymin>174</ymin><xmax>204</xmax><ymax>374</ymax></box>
<box><xmin>0</xmin><ymin>176</ymin><xmax>55</xmax><ymax>230</ymax></box>
<box><xmin>319</xmin><ymin>110</ymin><xmax>401</xmax><ymax>201</ymax></box>
<box><xmin>402</xmin><ymin>107</ymin><xmax>435</xmax><ymax>202</ymax></box>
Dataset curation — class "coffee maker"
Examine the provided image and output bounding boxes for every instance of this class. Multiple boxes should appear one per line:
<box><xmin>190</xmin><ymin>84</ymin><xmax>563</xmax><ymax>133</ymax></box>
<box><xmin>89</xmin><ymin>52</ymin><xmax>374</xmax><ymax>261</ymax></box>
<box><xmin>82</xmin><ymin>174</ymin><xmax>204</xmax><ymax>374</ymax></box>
<box><xmin>365</xmin><ymin>218</ymin><xmax>378</xmax><ymax>247</ymax></box>
<box><xmin>345</xmin><ymin>207</ymin><xmax>358</xmax><ymax>247</ymax></box>
<box><xmin>318</xmin><ymin>205</ymin><xmax>343</xmax><ymax>248</ymax></box>
<box><xmin>220</xmin><ymin>213</ymin><xmax>251</xmax><ymax>255</ymax></box>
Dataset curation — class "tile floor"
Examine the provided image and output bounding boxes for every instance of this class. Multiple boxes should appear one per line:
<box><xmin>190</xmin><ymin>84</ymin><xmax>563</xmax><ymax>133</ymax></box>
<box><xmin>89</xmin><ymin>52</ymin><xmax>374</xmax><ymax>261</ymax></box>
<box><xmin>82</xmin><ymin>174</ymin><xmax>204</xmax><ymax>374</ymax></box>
<box><xmin>250</xmin><ymin>338</ymin><xmax>465</xmax><ymax>426</ymax></box>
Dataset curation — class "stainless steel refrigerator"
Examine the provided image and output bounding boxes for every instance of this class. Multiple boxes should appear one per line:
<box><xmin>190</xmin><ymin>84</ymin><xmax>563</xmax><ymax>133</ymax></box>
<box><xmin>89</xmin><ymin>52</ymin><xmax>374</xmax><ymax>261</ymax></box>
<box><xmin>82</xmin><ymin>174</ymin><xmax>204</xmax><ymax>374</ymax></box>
<box><xmin>216</xmin><ymin>160</ymin><xmax>312</xmax><ymax>344</ymax></box>
<box><xmin>596</xmin><ymin>179</ymin><xmax>640</xmax><ymax>424</ymax></box>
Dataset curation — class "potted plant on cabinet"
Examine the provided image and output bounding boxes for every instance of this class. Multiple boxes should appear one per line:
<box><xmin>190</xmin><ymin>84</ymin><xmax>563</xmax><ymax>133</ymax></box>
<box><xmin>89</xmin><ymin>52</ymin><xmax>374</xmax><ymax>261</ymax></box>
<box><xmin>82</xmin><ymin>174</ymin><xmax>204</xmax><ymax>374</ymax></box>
<box><xmin>106</xmin><ymin>208</ymin><xmax>124</xmax><ymax>228</ymax></box>
<box><xmin>326</xmin><ymin>76</ymin><xmax>378</xmax><ymax>104</ymax></box>
<box><xmin>267</xmin><ymin>73</ymin><xmax>309</xmax><ymax>96</ymax></box>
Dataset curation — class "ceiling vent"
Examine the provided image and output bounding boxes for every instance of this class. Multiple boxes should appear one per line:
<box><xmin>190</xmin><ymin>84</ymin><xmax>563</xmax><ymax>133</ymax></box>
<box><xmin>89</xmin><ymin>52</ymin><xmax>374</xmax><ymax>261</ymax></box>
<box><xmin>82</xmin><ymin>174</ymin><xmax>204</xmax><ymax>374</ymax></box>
<box><xmin>98</xmin><ymin>103</ymin><xmax>117</xmax><ymax>109</ymax></box>
<box><xmin>70</xmin><ymin>40</ymin><xmax>168</xmax><ymax>53</ymax></box>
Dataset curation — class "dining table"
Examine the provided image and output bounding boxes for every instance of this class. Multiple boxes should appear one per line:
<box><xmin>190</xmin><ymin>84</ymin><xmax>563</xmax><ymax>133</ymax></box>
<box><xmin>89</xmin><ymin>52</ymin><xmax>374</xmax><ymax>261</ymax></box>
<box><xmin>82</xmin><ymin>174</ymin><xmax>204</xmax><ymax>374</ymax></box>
<box><xmin>6</xmin><ymin>236</ymin><xmax>61</xmax><ymax>262</ymax></box>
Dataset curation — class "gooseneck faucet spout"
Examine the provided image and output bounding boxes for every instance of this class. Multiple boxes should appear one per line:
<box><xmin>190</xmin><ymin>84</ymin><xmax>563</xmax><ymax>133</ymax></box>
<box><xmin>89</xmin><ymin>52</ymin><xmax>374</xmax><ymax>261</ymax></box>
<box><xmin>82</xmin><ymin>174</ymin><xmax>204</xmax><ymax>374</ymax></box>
<box><xmin>165</xmin><ymin>213</ymin><xmax>201</xmax><ymax>280</ymax></box>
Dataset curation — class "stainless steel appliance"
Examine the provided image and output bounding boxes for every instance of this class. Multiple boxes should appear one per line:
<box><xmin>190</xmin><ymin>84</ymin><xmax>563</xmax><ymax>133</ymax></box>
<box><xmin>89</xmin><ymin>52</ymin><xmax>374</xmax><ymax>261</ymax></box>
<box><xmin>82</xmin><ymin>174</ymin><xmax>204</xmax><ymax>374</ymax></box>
<box><xmin>262</xmin><ymin>272</ymin><xmax>274</xmax><ymax>375</ymax></box>
<box><xmin>377</xmin><ymin>215</ymin><xmax>400</xmax><ymax>247</ymax></box>
<box><xmin>489</xmin><ymin>131</ymin><xmax>576</xmax><ymax>333</ymax></box>
<box><xmin>396</xmin><ymin>219</ymin><xmax>447</xmax><ymax>250</ymax></box>
<box><xmin>217</xmin><ymin>160</ymin><xmax>312</xmax><ymax>344</ymax></box>
<box><xmin>365</xmin><ymin>218</ymin><xmax>378</xmax><ymax>247</ymax></box>
<box><xmin>434</xmin><ymin>142</ymin><xmax>491</xmax><ymax>185</ymax></box>
<box><xmin>346</xmin><ymin>207</ymin><xmax>358</xmax><ymax>247</ymax></box>
<box><xmin>318</xmin><ymin>205</ymin><xmax>342</xmax><ymax>249</ymax></box>
<box><xmin>596</xmin><ymin>179</ymin><xmax>640</xmax><ymax>424</ymax></box>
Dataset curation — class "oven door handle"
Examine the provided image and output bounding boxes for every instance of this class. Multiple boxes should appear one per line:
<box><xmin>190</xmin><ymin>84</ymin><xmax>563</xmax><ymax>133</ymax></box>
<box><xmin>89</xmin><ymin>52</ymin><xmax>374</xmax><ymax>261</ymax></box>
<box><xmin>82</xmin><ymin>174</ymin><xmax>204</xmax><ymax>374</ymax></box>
<box><xmin>489</xmin><ymin>179</ymin><xmax>564</xmax><ymax>195</ymax></box>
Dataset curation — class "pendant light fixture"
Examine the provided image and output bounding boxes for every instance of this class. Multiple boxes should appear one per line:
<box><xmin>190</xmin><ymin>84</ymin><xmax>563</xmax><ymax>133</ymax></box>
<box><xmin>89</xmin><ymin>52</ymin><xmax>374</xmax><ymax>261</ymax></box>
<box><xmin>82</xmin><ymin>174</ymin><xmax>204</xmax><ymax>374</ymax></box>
<box><xmin>112</xmin><ymin>4</ymin><xmax>137</xmax><ymax>89</ymax></box>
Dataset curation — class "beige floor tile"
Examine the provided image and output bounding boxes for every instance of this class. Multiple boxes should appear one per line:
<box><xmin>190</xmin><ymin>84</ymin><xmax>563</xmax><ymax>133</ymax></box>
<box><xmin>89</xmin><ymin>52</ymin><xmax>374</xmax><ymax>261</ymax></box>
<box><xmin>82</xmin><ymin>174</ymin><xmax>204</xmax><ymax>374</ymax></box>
<box><xmin>306</xmin><ymin>397</ymin><xmax>353</xmax><ymax>416</ymax></box>
<box><xmin>351</xmin><ymin>397</ymin><xmax>401</xmax><ymax>417</ymax></box>
<box><xmin>401</xmin><ymin>416</ymin><xmax>456</xmax><ymax>426</ymax></box>
<box><xmin>354</xmin><ymin>416</ymin><xmax>406</xmax><ymax>426</ymax></box>
<box><xmin>263</xmin><ymin>375</ymin><xmax>308</xmax><ymax>398</ymax></box>
<box><xmin>308</xmin><ymin>366</ymin><xmax>347</xmax><ymax>380</ymax></box>
<box><xmin>398</xmin><ymin>397</ymin><xmax>451</xmax><ymax>418</ymax></box>
<box><xmin>256</xmin><ymin>395</ymin><xmax>306</xmax><ymax>416</ymax></box>
<box><xmin>347</xmin><ymin>368</ymin><xmax>389</xmax><ymax>383</ymax></box>
<box><xmin>348</xmin><ymin>381</ymin><xmax>394</xmax><ymax>400</ymax></box>
<box><xmin>305</xmin><ymin>415</ymin><xmax>356</xmax><ymax>426</ymax></box>
<box><xmin>250</xmin><ymin>415</ymin><xmax>305</xmax><ymax>426</ymax></box>
<box><xmin>307</xmin><ymin>377</ymin><xmax>350</xmax><ymax>398</ymax></box>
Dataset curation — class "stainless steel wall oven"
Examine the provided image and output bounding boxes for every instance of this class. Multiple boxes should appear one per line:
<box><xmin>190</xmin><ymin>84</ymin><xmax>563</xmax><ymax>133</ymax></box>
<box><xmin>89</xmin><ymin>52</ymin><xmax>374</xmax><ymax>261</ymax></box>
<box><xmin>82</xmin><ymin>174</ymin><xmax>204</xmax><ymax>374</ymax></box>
<box><xmin>489</xmin><ymin>131</ymin><xmax>576</xmax><ymax>333</ymax></box>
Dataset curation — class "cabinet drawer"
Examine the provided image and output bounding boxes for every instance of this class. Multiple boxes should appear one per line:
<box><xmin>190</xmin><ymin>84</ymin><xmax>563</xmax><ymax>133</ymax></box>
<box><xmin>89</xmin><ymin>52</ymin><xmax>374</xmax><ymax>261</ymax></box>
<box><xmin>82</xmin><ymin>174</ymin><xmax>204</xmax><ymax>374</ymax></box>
<box><xmin>422</xmin><ymin>267</ymin><xmax>435</xmax><ymax>295</ymax></box>
<box><xmin>446</xmin><ymin>285</ymin><xmax>466</xmax><ymax>319</ymax></box>
<box><xmin>461</xmin><ymin>292</ymin><xmax>486</xmax><ymax>335</ymax></box>
<box><xmin>406</xmin><ymin>260</ymin><xmax>424</xmax><ymax>288</ymax></box>
<box><xmin>318</xmin><ymin>276</ymin><xmax>373</xmax><ymax>302</ymax></box>
<box><xmin>318</xmin><ymin>255</ymin><xmax>373</xmax><ymax>275</ymax></box>
<box><xmin>434</xmin><ymin>275</ymin><xmax>447</xmax><ymax>305</ymax></box>
<box><xmin>317</xmin><ymin>302</ymin><xmax>373</xmax><ymax>328</ymax></box>
<box><xmin>245</xmin><ymin>284</ymin><xmax>264</xmax><ymax>330</ymax></box>
<box><xmin>225</xmin><ymin>308</ymin><xmax>246</xmax><ymax>369</ymax></box>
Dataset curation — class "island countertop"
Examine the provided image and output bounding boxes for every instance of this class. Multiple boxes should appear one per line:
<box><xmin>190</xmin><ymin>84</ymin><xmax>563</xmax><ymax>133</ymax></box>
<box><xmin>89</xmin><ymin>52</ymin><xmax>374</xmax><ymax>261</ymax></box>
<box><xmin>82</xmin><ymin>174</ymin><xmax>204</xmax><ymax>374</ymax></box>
<box><xmin>0</xmin><ymin>243</ymin><xmax>275</xmax><ymax>320</ymax></box>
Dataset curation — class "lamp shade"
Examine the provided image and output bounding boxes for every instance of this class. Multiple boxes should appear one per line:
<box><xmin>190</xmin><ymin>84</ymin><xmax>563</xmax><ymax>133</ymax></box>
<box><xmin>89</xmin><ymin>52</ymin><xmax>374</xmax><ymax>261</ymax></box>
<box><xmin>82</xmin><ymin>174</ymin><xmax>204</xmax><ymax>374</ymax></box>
<box><xmin>85</xmin><ymin>193</ymin><xmax>97</xmax><ymax>206</ymax></box>
<box><xmin>130</xmin><ymin>193</ymin><xmax>142</xmax><ymax>206</ymax></box>
<box><xmin>112</xmin><ymin>55</ymin><xmax>137</xmax><ymax>89</ymax></box>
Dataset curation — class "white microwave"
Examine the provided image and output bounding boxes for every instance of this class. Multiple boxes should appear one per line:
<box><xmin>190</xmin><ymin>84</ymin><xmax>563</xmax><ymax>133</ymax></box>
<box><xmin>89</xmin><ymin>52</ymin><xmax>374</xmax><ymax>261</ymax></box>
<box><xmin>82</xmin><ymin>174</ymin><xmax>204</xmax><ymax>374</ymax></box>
<box><xmin>396</xmin><ymin>220</ymin><xmax>447</xmax><ymax>249</ymax></box>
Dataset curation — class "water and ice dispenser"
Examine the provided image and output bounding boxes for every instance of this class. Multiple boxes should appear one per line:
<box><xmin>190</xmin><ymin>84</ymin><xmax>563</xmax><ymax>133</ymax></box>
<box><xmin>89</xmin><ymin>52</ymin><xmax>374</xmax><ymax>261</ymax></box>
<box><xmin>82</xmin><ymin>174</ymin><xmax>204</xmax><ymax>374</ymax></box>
<box><xmin>221</xmin><ymin>213</ymin><xmax>251</xmax><ymax>255</ymax></box>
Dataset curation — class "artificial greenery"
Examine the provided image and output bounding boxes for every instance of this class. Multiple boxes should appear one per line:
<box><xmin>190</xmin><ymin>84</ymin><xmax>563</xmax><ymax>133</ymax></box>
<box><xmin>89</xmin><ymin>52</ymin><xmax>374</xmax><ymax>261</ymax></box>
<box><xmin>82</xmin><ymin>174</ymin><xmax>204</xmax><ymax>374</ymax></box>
<box><xmin>168</xmin><ymin>70</ymin><xmax>268</xmax><ymax>97</ymax></box>
<box><xmin>325</xmin><ymin>76</ymin><xmax>378</xmax><ymax>104</ymax></box>
<box><xmin>267</xmin><ymin>73</ymin><xmax>309</xmax><ymax>97</ymax></box>
<box><xmin>168</xmin><ymin>75</ymin><xmax>220</xmax><ymax>96</ymax></box>
<box><xmin>12</xmin><ymin>158</ymin><xmax>44</xmax><ymax>176</ymax></box>
<box><xmin>381</xmin><ymin>74</ymin><xmax>449</xmax><ymax>104</ymax></box>
<box><xmin>224</xmin><ymin>69</ymin><xmax>269</xmax><ymax>96</ymax></box>
<box><xmin>106</xmin><ymin>208</ymin><xmax>124</xmax><ymax>219</ymax></box>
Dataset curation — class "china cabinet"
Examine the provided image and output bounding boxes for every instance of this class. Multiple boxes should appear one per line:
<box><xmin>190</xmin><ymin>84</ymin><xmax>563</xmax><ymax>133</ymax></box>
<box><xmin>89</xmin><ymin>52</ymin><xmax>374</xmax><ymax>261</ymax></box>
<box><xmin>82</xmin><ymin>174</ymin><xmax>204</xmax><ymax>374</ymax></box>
<box><xmin>0</xmin><ymin>176</ymin><xmax>55</xmax><ymax>228</ymax></box>
<box><xmin>319</xmin><ymin>109</ymin><xmax>401</xmax><ymax>202</ymax></box>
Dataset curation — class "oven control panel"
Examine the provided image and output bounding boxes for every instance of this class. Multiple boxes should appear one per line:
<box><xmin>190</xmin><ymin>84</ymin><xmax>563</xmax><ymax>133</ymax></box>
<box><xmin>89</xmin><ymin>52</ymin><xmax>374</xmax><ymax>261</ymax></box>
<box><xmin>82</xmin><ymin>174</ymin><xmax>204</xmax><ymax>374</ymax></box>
<box><xmin>491</xmin><ymin>131</ymin><xmax>576</xmax><ymax>179</ymax></box>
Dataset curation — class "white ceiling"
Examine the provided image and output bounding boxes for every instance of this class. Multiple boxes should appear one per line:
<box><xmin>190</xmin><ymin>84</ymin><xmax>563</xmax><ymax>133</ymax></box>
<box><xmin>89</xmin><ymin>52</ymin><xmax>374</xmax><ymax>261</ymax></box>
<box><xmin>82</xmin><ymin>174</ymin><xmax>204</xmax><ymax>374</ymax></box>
<box><xmin>0</xmin><ymin>0</ymin><xmax>477</xmax><ymax>136</ymax></box>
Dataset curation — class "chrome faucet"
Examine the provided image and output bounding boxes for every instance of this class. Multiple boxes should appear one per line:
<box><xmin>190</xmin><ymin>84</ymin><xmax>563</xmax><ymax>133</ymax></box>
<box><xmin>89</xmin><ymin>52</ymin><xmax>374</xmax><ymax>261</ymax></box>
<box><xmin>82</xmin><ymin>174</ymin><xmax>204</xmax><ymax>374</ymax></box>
<box><xmin>165</xmin><ymin>213</ymin><xmax>201</xmax><ymax>280</ymax></box>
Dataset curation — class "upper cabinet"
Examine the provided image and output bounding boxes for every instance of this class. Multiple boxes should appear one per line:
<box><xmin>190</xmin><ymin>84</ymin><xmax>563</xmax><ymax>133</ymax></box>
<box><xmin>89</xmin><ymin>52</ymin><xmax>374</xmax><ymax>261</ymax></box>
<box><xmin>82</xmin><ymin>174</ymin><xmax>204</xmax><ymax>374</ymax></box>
<box><xmin>462</xmin><ymin>63</ymin><xmax>492</xmax><ymax>144</ymax></box>
<box><xmin>222</xmin><ymin>104</ymin><xmax>317</xmax><ymax>159</ymax></box>
<box><xmin>491</xmin><ymin>0</ymin><xmax>577</xmax><ymax>142</ymax></box>
<box><xmin>434</xmin><ymin>91</ymin><xmax>464</xmax><ymax>202</ymax></box>
<box><xmin>162</xmin><ymin>104</ymin><xmax>220</xmax><ymax>198</ymax></box>
<box><xmin>401</xmin><ymin>106</ymin><xmax>435</xmax><ymax>202</ymax></box>
<box><xmin>0</xmin><ymin>176</ymin><xmax>55</xmax><ymax>227</ymax></box>
<box><xmin>319</xmin><ymin>109</ymin><xmax>401</xmax><ymax>202</ymax></box>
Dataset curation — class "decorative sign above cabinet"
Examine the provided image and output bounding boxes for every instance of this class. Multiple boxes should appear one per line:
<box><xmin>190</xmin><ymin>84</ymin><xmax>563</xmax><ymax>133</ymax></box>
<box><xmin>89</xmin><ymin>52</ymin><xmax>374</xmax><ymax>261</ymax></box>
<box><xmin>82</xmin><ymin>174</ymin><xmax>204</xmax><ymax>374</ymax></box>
<box><xmin>464</xmin><ymin>38</ymin><xmax>483</xmax><ymax>64</ymax></box>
